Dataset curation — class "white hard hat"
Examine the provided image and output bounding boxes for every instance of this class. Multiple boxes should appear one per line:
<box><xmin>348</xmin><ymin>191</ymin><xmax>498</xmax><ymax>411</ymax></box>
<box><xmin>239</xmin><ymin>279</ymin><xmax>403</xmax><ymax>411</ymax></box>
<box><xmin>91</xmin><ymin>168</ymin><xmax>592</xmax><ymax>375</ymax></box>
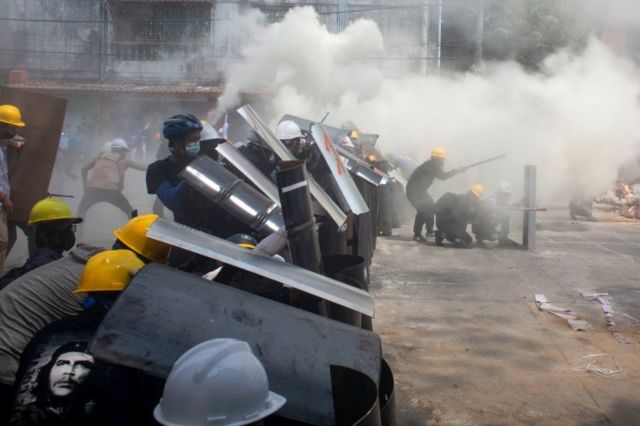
<box><xmin>110</xmin><ymin>138</ymin><xmax>128</xmax><ymax>151</ymax></box>
<box><xmin>154</xmin><ymin>338</ymin><xmax>286</xmax><ymax>426</ymax></box>
<box><xmin>340</xmin><ymin>136</ymin><xmax>355</xmax><ymax>148</ymax></box>
<box><xmin>275</xmin><ymin>120</ymin><xmax>303</xmax><ymax>140</ymax></box>
<box><xmin>498</xmin><ymin>182</ymin><xmax>512</xmax><ymax>194</ymax></box>
<box><xmin>200</xmin><ymin>120</ymin><xmax>222</xmax><ymax>141</ymax></box>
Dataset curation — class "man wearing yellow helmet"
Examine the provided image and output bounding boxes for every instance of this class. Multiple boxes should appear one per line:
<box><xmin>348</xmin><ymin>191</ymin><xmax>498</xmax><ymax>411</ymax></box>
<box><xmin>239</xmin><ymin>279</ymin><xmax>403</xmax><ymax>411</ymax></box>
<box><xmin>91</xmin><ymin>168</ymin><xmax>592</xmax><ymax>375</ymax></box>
<box><xmin>0</xmin><ymin>198</ymin><xmax>83</xmax><ymax>287</ymax></box>
<box><xmin>0</xmin><ymin>215</ymin><xmax>168</xmax><ymax>407</ymax></box>
<box><xmin>434</xmin><ymin>184</ymin><xmax>484</xmax><ymax>248</ymax></box>
<box><xmin>7</xmin><ymin>250</ymin><xmax>149</xmax><ymax>426</ymax></box>
<box><xmin>0</xmin><ymin>105</ymin><xmax>27</xmax><ymax>273</ymax></box>
<box><xmin>406</xmin><ymin>147</ymin><xmax>467</xmax><ymax>242</ymax></box>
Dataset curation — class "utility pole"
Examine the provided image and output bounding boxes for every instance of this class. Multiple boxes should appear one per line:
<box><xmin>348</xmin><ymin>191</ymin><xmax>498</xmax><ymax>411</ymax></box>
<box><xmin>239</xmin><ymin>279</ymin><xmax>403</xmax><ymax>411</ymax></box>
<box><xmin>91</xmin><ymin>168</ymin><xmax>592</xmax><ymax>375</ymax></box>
<box><xmin>437</xmin><ymin>0</ymin><xmax>442</xmax><ymax>73</ymax></box>
<box><xmin>421</xmin><ymin>0</ymin><xmax>429</xmax><ymax>74</ymax></box>
<box><xmin>475</xmin><ymin>0</ymin><xmax>484</xmax><ymax>66</ymax></box>
<box><xmin>337</xmin><ymin>0</ymin><xmax>348</xmax><ymax>32</ymax></box>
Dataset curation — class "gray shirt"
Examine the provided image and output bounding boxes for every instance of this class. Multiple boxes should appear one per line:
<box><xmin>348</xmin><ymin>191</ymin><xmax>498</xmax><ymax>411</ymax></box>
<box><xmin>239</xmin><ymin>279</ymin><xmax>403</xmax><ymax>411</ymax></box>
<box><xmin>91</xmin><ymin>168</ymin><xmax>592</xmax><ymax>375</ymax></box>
<box><xmin>0</xmin><ymin>245</ymin><xmax>104</xmax><ymax>385</ymax></box>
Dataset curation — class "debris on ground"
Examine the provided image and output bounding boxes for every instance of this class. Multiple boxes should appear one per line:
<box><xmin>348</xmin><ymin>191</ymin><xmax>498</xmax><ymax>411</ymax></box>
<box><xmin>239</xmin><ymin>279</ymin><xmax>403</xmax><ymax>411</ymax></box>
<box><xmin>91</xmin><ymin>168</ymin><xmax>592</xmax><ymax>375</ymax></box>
<box><xmin>594</xmin><ymin>182</ymin><xmax>640</xmax><ymax>219</ymax></box>
<box><xmin>579</xmin><ymin>290</ymin><xmax>640</xmax><ymax>344</ymax></box>
<box><xmin>534</xmin><ymin>294</ymin><xmax>593</xmax><ymax>331</ymax></box>
<box><xmin>573</xmin><ymin>354</ymin><xmax>622</xmax><ymax>377</ymax></box>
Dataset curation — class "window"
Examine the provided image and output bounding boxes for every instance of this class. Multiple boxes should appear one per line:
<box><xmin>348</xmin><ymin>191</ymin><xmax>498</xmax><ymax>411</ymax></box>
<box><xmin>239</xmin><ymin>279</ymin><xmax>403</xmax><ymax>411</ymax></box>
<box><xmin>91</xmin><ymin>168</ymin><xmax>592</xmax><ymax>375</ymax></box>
<box><xmin>110</xmin><ymin>1</ymin><xmax>212</xmax><ymax>60</ymax></box>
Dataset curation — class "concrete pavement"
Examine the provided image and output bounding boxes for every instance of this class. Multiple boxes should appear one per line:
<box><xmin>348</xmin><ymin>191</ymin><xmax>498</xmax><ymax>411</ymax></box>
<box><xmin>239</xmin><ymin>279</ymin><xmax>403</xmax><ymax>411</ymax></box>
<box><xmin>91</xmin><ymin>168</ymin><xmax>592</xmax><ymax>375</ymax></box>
<box><xmin>371</xmin><ymin>210</ymin><xmax>640</xmax><ymax>425</ymax></box>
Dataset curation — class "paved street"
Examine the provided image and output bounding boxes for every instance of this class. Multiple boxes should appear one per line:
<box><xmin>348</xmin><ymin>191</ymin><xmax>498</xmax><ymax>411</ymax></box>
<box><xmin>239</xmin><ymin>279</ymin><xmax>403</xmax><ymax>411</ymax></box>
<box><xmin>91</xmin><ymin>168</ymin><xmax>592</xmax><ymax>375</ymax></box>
<box><xmin>371</xmin><ymin>210</ymin><xmax>640</xmax><ymax>426</ymax></box>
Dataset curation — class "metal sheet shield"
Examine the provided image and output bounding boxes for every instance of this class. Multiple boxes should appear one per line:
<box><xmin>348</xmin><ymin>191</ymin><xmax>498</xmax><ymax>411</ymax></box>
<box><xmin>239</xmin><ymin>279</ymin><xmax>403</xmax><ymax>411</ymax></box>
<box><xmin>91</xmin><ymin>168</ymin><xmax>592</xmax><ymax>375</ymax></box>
<box><xmin>216</xmin><ymin>141</ymin><xmax>280</xmax><ymax>204</ymax></box>
<box><xmin>89</xmin><ymin>263</ymin><xmax>382</xmax><ymax>425</ymax></box>
<box><xmin>237</xmin><ymin>105</ymin><xmax>347</xmax><ymax>227</ymax></box>
<box><xmin>147</xmin><ymin>218</ymin><xmax>375</xmax><ymax>316</ymax></box>
<box><xmin>311</xmin><ymin>123</ymin><xmax>369</xmax><ymax>215</ymax></box>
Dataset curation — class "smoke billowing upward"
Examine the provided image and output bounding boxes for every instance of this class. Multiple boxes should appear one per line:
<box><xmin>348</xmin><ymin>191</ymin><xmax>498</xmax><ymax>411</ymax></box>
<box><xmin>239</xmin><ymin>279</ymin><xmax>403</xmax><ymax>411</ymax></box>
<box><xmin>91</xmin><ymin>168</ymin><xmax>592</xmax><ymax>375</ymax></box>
<box><xmin>217</xmin><ymin>6</ymin><xmax>640</xmax><ymax>204</ymax></box>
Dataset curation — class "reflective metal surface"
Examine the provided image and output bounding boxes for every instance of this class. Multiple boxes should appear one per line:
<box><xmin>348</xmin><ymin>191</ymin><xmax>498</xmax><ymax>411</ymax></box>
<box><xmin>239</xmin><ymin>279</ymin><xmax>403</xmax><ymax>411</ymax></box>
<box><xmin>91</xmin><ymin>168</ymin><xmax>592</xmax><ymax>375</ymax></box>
<box><xmin>338</xmin><ymin>148</ymin><xmax>389</xmax><ymax>187</ymax></box>
<box><xmin>279</xmin><ymin>114</ymin><xmax>389</xmax><ymax>187</ymax></box>
<box><xmin>89</xmin><ymin>264</ymin><xmax>382</xmax><ymax>426</ymax></box>
<box><xmin>180</xmin><ymin>156</ymin><xmax>284</xmax><ymax>234</ymax></box>
<box><xmin>311</xmin><ymin>124</ymin><xmax>369</xmax><ymax>215</ymax></box>
<box><xmin>147</xmin><ymin>218</ymin><xmax>375</xmax><ymax>316</ymax></box>
<box><xmin>216</xmin><ymin>141</ymin><xmax>280</xmax><ymax>204</ymax></box>
<box><xmin>237</xmin><ymin>105</ymin><xmax>347</xmax><ymax>227</ymax></box>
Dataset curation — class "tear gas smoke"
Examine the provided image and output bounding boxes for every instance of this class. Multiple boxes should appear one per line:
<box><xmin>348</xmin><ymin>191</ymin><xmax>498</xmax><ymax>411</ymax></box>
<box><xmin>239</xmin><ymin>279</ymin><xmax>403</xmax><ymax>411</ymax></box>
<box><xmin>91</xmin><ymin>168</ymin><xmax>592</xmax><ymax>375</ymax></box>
<box><xmin>217</xmin><ymin>6</ymin><xmax>640</xmax><ymax>205</ymax></box>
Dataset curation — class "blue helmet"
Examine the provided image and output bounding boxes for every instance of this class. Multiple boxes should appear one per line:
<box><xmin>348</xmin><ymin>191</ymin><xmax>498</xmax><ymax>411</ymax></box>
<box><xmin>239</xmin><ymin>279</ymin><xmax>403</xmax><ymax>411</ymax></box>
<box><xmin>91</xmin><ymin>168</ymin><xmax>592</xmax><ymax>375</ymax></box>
<box><xmin>162</xmin><ymin>114</ymin><xmax>203</xmax><ymax>139</ymax></box>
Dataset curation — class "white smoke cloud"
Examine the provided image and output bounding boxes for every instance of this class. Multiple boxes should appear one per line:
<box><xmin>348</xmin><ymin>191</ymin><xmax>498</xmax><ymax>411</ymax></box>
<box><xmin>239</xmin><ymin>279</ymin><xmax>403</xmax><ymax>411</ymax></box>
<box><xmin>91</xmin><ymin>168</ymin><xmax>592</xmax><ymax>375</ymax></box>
<box><xmin>218</xmin><ymin>6</ymin><xmax>640</xmax><ymax>205</ymax></box>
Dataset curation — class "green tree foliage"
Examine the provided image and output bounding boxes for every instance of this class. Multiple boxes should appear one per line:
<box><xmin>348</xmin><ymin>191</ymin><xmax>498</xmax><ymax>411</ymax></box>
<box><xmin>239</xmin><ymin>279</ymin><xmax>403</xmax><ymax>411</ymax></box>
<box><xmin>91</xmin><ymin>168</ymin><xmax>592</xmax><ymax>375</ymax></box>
<box><xmin>483</xmin><ymin>0</ymin><xmax>591</xmax><ymax>69</ymax></box>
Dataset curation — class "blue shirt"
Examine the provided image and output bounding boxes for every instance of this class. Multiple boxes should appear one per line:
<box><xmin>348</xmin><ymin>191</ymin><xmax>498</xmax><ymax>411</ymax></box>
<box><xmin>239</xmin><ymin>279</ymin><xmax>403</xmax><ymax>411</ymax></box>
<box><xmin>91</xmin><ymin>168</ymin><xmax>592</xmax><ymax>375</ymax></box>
<box><xmin>0</xmin><ymin>146</ymin><xmax>11</xmax><ymax>205</ymax></box>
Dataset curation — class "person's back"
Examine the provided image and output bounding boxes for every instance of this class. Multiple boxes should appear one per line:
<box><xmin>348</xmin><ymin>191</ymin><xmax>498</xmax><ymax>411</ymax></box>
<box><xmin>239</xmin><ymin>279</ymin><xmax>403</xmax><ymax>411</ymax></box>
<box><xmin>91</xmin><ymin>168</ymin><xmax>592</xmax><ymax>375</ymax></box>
<box><xmin>0</xmin><ymin>245</ymin><xmax>103</xmax><ymax>387</ymax></box>
<box><xmin>406</xmin><ymin>159</ymin><xmax>438</xmax><ymax>198</ymax></box>
<box><xmin>85</xmin><ymin>152</ymin><xmax>124</xmax><ymax>191</ymax></box>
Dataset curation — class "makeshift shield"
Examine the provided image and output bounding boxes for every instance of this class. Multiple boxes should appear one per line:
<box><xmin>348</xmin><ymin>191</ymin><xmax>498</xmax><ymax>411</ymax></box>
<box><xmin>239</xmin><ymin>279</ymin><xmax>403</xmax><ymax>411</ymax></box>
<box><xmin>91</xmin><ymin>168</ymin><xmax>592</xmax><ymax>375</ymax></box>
<box><xmin>180</xmin><ymin>156</ymin><xmax>284</xmax><ymax>235</ymax></box>
<box><xmin>89</xmin><ymin>263</ymin><xmax>382</xmax><ymax>425</ymax></box>
<box><xmin>237</xmin><ymin>105</ymin><xmax>346</xmax><ymax>227</ymax></box>
<box><xmin>216</xmin><ymin>141</ymin><xmax>280</xmax><ymax>204</ymax></box>
<box><xmin>0</xmin><ymin>88</ymin><xmax>67</xmax><ymax>222</ymax></box>
<box><xmin>147</xmin><ymin>218</ymin><xmax>374</xmax><ymax>317</ymax></box>
<box><xmin>311</xmin><ymin>123</ymin><xmax>369</xmax><ymax>215</ymax></box>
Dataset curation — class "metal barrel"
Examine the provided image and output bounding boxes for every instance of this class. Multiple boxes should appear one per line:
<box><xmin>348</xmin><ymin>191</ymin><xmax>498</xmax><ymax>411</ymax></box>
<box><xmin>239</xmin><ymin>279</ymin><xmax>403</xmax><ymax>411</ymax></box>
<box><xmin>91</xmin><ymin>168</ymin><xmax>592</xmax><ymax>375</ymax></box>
<box><xmin>379</xmin><ymin>358</ymin><xmax>396</xmax><ymax>426</ymax></box>
<box><xmin>180</xmin><ymin>156</ymin><xmax>284</xmax><ymax>236</ymax></box>
<box><xmin>331</xmin><ymin>366</ymin><xmax>382</xmax><ymax>426</ymax></box>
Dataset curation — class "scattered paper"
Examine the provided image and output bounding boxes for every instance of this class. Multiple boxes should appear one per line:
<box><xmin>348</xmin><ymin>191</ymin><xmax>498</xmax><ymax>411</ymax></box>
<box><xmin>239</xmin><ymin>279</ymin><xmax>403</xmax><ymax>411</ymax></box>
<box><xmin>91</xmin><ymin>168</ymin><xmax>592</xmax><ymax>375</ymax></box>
<box><xmin>579</xmin><ymin>290</ymin><xmax>640</xmax><ymax>344</ymax></box>
<box><xmin>535</xmin><ymin>294</ymin><xmax>592</xmax><ymax>331</ymax></box>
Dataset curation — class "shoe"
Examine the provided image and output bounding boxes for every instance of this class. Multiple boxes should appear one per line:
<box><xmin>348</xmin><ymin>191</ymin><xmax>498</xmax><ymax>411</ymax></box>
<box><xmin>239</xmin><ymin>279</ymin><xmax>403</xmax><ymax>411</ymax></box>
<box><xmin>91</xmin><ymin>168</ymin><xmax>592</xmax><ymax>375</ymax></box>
<box><xmin>412</xmin><ymin>235</ymin><xmax>427</xmax><ymax>243</ymax></box>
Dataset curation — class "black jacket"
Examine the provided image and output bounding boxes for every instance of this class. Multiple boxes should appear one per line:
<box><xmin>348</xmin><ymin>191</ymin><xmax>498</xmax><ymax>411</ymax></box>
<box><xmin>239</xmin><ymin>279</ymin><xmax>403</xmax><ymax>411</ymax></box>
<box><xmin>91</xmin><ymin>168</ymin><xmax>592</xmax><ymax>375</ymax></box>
<box><xmin>406</xmin><ymin>159</ymin><xmax>456</xmax><ymax>200</ymax></box>
<box><xmin>435</xmin><ymin>192</ymin><xmax>479</xmax><ymax>234</ymax></box>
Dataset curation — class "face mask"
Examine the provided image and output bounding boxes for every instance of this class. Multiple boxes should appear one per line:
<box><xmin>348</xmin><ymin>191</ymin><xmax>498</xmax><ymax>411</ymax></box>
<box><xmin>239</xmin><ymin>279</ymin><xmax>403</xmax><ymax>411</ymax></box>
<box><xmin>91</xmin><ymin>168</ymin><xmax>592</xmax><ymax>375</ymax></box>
<box><xmin>57</xmin><ymin>228</ymin><xmax>77</xmax><ymax>252</ymax></box>
<box><xmin>185</xmin><ymin>141</ymin><xmax>201</xmax><ymax>157</ymax></box>
<box><xmin>0</xmin><ymin>128</ymin><xmax>16</xmax><ymax>140</ymax></box>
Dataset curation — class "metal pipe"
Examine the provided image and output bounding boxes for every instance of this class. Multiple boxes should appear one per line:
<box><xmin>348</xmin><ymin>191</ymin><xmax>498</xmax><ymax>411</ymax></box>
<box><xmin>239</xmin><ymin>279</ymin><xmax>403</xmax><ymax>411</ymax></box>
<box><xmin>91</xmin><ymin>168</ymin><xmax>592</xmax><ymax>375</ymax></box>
<box><xmin>437</xmin><ymin>0</ymin><xmax>442</xmax><ymax>73</ymax></box>
<box><xmin>276</xmin><ymin>161</ymin><xmax>327</xmax><ymax>314</ymax></box>
<box><xmin>276</xmin><ymin>160</ymin><xmax>323</xmax><ymax>274</ymax></box>
<box><xmin>523</xmin><ymin>165</ymin><xmax>537</xmax><ymax>250</ymax></box>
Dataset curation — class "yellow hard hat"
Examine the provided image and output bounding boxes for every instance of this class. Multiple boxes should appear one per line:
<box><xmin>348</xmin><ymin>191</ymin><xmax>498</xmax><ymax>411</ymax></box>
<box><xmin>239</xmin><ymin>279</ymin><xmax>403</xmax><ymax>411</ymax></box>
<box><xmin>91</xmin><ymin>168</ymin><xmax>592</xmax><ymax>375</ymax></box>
<box><xmin>349</xmin><ymin>130</ymin><xmax>359</xmax><ymax>139</ymax></box>
<box><xmin>74</xmin><ymin>250</ymin><xmax>145</xmax><ymax>294</ymax></box>
<box><xmin>113</xmin><ymin>214</ymin><xmax>170</xmax><ymax>263</ymax></box>
<box><xmin>431</xmin><ymin>147</ymin><xmax>447</xmax><ymax>159</ymax></box>
<box><xmin>0</xmin><ymin>105</ymin><xmax>26</xmax><ymax>127</ymax></box>
<box><xmin>470</xmin><ymin>184</ymin><xmax>485</xmax><ymax>198</ymax></box>
<box><xmin>28</xmin><ymin>197</ymin><xmax>83</xmax><ymax>226</ymax></box>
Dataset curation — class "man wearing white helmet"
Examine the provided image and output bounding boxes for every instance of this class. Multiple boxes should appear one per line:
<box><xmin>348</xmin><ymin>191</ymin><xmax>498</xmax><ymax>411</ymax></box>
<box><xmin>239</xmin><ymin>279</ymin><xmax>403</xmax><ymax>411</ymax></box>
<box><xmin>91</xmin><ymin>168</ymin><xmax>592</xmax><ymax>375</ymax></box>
<box><xmin>199</xmin><ymin>120</ymin><xmax>226</xmax><ymax>161</ymax></box>
<box><xmin>154</xmin><ymin>338</ymin><xmax>286</xmax><ymax>426</ymax></box>
<box><xmin>78</xmin><ymin>138</ymin><xmax>147</xmax><ymax>227</ymax></box>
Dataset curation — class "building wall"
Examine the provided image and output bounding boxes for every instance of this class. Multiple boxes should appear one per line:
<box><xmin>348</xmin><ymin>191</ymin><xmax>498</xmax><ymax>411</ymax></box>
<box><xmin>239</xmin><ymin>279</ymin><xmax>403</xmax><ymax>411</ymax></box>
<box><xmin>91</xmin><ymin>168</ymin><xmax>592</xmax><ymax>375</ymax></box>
<box><xmin>1</xmin><ymin>0</ymin><xmax>459</xmax><ymax>84</ymax></box>
<box><xmin>0</xmin><ymin>0</ymin><xmax>103</xmax><ymax>81</ymax></box>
